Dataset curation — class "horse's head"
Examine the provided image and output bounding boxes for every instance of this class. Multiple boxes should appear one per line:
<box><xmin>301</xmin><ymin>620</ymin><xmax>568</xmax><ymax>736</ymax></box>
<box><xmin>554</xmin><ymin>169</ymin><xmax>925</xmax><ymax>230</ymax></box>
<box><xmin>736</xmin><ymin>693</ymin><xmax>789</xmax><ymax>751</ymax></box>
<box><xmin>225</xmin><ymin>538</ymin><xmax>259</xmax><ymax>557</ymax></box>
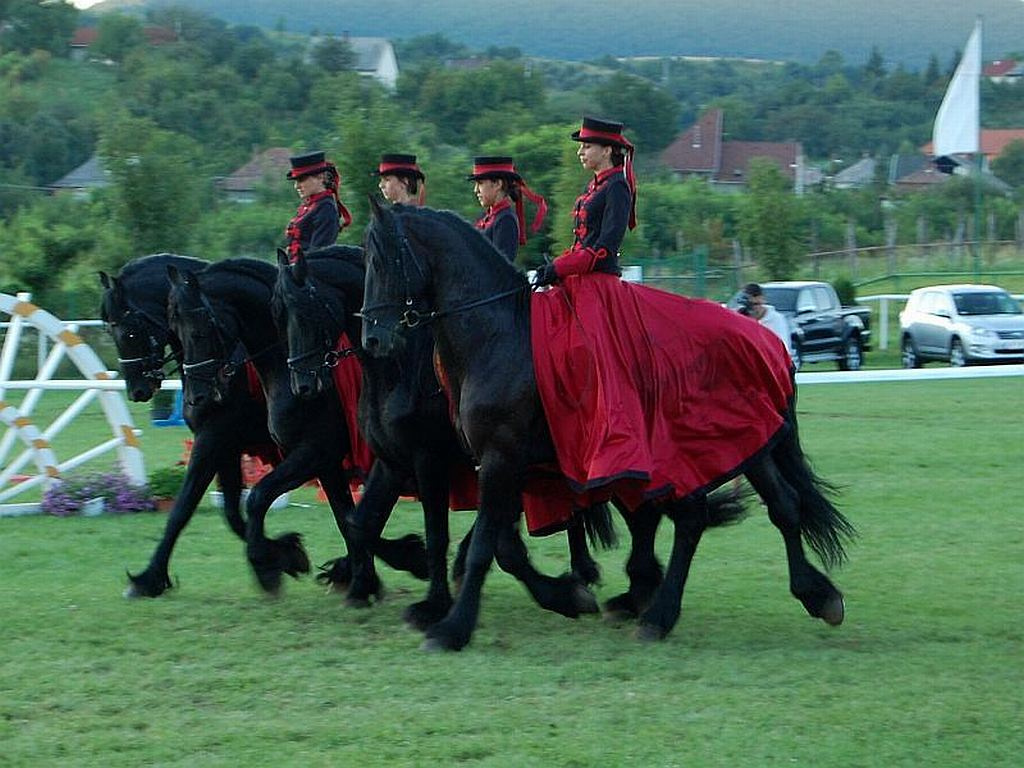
<box><xmin>167</xmin><ymin>265</ymin><xmax>238</xmax><ymax>410</ymax></box>
<box><xmin>99</xmin><ymin>270</ymin><xmax>171</xmax><ymax>402</ymax></box>
<box><xmin>361</xmin><ymin>196</ymin><xmax>426</xmax><ymax>358</ymax></box>
<box><xmin>273</xmin><ymin>248</ymin><xmax>350</xmax><ymax>399</ymax></box>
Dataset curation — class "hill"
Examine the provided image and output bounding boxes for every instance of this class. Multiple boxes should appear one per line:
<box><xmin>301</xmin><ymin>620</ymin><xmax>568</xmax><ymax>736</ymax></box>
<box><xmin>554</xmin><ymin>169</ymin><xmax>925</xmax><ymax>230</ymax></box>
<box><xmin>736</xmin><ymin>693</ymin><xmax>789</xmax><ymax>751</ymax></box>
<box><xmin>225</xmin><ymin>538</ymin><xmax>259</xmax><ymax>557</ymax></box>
<box><xmin>90</xmin><ymin>0</ymin><xmax>1022</xmax><ymax>70</ymax></box>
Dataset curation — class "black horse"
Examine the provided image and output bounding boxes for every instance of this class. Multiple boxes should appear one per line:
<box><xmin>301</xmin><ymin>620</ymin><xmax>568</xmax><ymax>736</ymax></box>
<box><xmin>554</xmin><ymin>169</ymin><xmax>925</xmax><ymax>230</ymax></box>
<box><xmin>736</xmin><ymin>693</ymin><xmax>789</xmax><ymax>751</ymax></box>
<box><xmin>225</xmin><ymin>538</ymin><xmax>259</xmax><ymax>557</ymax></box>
<box><xmin>166</xmin><ymin>258</ymin><xmax>425</xmax><ymax>599</ymax></box>
<box><xmin>273</xmin><ymin>246</ymin><xmax>612</xmax><ymax>629</ymax></box>
<box><xmin>360</xmin><ymin>200</ymin><xmax>854</xmax><ymax>651</ymax></box>
<box><xmin>100</xmin><ymin>254</ymin><xmax>273</xmax><ymax>598</ymax></box>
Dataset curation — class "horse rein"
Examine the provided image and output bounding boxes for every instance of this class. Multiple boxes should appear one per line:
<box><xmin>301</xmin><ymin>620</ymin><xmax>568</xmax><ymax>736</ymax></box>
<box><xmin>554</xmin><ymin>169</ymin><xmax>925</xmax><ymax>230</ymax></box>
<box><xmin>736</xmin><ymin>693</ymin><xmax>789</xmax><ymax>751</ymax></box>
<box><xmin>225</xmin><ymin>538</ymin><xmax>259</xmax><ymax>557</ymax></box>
<box><xmin>177</xmin><ymin>294</ymin><xmax>280</xmax><ymax>386</ymax></box>
<box><xmin>281</xmin><ymin>272</ymin><xmax>359</xmax><ymax>377</ymax></box>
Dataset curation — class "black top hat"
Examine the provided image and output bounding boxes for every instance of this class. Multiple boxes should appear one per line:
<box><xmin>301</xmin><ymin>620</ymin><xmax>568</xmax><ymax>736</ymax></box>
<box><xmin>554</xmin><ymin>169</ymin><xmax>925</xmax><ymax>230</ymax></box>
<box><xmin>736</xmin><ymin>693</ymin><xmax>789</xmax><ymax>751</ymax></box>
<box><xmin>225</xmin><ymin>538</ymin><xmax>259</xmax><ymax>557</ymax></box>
<box><xmin>467</xmin><ymin>156</ymin><xmax>522</xmax><ymax>182</ymax></box>
<box><xmin>372</xmin><ymin>153</ymin><xmax>425</xmax><ymax>180</ymax></box>
<box><xmin>287</xmin><ymin>151</ymin><xmax>331</xmax><ymax>179</ymax></box>
<box><xmin>571</xmin><ymin>117</ymin><xmax>631</xmax><ymax>149</ymax></box>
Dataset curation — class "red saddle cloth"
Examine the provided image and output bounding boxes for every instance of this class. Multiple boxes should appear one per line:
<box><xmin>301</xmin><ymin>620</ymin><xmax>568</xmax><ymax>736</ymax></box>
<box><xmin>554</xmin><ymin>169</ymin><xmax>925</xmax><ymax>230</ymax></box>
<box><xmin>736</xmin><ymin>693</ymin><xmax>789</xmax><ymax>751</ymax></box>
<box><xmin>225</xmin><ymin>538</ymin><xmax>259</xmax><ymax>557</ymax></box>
<box><xmin>526</xmin><ymin>273</ymin><xmax>794</xmax><ymax>532</ymax></box>
<box><xmin>329</xmin><ymin>333</ymin><xmax>375</xmax><ymax>481</ymax></box>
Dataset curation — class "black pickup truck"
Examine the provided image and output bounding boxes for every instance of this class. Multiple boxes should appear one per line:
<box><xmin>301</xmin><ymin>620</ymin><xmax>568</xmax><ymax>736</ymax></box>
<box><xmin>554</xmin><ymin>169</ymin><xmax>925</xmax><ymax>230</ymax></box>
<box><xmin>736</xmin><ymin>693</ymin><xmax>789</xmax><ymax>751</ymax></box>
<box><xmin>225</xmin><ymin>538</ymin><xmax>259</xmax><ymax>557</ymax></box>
<box><xmin>731</xmin><ymin>281</ymin><xmax>872</xmax><ymax>371</ymax></box>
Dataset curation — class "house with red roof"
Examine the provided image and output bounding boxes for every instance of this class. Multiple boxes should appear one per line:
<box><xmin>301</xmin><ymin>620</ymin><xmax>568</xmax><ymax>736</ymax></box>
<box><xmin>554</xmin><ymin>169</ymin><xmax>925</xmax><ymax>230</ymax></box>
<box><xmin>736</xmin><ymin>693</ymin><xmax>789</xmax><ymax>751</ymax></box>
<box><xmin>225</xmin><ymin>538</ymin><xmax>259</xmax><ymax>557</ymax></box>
<box><xmin>215</xmin><ymin>148</ymin><xmax>293</xmax><ymax>203</ymax></box>
<box><xmin>983</xmin><ymin>59</ymin><xmax>1023</xmax><ymax>84</ymax></box>
<box><xmin>660</xmin><ymin>108</ymin><xmax>807</xmax><ymax>193</ymax></box>
<box><xmin>69</xmin><ymin>26</ymin><xmax>177</xmax><ymax>61</ymax></box>
<box><xmin>921</xmin><ymin>128</ymin><xmax>1024</xmax><ymax>168</ymax></box>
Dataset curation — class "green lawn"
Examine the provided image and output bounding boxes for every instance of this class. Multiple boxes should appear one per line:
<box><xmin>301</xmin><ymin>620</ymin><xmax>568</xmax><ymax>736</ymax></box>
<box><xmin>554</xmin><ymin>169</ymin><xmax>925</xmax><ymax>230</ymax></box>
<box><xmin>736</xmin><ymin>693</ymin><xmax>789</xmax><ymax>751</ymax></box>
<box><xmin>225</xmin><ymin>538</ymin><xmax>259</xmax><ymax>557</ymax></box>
<box><xmin>0</xmin><ymin>379</ymin><xmax>1021</xmax><ymax>766</ymax></box>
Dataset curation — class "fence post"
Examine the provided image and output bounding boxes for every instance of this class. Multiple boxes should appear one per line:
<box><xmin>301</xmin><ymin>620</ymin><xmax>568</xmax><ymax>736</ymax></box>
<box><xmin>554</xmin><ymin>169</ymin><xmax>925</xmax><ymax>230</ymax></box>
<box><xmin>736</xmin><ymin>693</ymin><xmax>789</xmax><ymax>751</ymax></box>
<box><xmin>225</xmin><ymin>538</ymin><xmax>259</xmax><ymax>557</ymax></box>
<box><xmin>846</xmin><ymin>219</ymin><xmax>857</xmax><ymax>280</ymax></box>
<box><xmin>693</xmin><ymin>246</ymin><xmax>707</xmax><ymax>297</ymax></box>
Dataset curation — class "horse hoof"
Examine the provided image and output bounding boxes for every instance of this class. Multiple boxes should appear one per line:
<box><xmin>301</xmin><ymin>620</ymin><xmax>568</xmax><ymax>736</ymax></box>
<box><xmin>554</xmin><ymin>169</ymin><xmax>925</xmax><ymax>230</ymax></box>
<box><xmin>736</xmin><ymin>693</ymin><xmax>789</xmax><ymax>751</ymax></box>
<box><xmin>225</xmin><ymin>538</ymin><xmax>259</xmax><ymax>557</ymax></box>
<box><xmin>123</xmin><ymin>584</ymin><xmax>145</xmax><ymax>599</ymax></box>
<box><xmin>602</xmin><ymin>593</ymin><xmax>639</xmax><ymax>622</ymax></box>
<box><xmin>403</xmin><ymin>600</ymin><xmax>451</xmax><ymax>632</ymax></box>
<box><xmin>420</xmin><ymin>637</ymin><xmax>449</xmax><ymax>653</ymax></box>
<box><xmin>345</xmin><ymin>595</ymin><xmax>372</xmax><ymax>609</ymax></box>
<box><xmin>635</xmin><ymin>623</ymin><xmax>668</xmax><ymax>642</ymax></box>
<box><xmin>820</xmin><ymin>594</ymin><xmax>845</xmax><ymax>626</ymax></box>
<box><xmin>573</xmin><ymin>584</ymin><xmax>600</xmax><ymax>615</ymax></box>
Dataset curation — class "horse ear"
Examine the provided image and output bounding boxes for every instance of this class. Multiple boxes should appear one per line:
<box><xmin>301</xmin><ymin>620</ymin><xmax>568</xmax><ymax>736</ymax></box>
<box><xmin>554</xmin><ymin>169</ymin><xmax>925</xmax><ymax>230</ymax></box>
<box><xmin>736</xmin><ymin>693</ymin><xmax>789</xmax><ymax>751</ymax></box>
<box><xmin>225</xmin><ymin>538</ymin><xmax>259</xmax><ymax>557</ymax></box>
<box><xmin>276</xmin><ymin>248</ymin><xmax>290</xmax><ymax>268</ymax></box>
<box><xmin>98</xmin><ymin>271</ymin><xmax>111</xmax><ymax>289</ymax></box>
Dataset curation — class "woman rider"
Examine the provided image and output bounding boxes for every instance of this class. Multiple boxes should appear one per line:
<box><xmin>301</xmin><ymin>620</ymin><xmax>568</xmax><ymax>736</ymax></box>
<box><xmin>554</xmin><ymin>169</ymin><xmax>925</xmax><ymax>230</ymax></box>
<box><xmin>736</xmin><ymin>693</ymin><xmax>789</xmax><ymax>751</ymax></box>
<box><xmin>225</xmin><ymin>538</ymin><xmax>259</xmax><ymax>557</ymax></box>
<box><xmin>374</xmin><ymin>153</ymin><xmax>426</xmax><ymax>206</ymax></box>
<box><xmin>284</xmin><ymin>151</ymin><xmax>352</xmax><ymax>261</ymax></box>
<box><xmin>467</xmin><ymin>156</ymin><xmax>547</xmax><ymax>263</ymax></box>
<box><xmin>533</xmin><ymin>117</ymin><xmax>635</xmax><ymax>285</ymax></box>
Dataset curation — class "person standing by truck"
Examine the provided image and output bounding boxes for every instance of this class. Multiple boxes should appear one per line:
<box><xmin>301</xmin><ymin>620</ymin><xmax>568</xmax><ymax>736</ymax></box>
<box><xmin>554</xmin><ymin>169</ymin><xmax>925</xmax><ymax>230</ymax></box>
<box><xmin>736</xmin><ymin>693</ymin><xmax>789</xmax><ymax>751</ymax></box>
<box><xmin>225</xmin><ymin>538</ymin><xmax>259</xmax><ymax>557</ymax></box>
<box><xmin>738</xmin><ymin>282</ymin><xmax>793</xmax><ymax>358</ymax></box>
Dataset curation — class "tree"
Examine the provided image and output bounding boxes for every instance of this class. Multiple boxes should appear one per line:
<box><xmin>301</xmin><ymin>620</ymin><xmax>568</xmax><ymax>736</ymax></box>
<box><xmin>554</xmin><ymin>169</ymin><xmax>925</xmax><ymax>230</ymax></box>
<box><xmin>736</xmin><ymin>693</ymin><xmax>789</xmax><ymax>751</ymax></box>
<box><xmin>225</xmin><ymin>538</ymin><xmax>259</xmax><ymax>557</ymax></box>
<box><xmin>739</xmin><ymin>159</ymin><xmax>799</xmax><ymax>279</ymax></box>
<box><xmin>0</xmin><ymin>0</ymin><xmax>77</xmax><ymax>56</ymax></box>
<box><xmin>594</xmin><ymin>72</ymin><xmax>680</xmax><ymax>152</ymax></box>
<box><xmin>91</xmin><ymin>13</ymin><xmax>145</xmax><ymax>63</ymax></box>
<box><xmin>311</xmin><ymin>36</ymin><xmax>356</xmax><ymax>73</ymax></box>
<box><xmin>99</xmin><ymin>114</ymin><xmax>203</xmax><ymax>255</ymax></box>
<box><xmin>991</xmin><ymin>139</ymin><xmax>1024</xmax><ymax>189</ymax></box>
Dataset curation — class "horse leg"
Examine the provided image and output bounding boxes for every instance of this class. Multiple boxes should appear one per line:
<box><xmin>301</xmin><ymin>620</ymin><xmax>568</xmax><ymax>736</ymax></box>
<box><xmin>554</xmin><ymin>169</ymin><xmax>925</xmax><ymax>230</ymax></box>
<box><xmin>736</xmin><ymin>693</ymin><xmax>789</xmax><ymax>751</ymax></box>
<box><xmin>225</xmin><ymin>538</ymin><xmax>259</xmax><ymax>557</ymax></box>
<box><xmin>402</xmin><ymin>454</ymin><xmax>455</xmax><ymax>631</ymax></box>
<box><xmin>124</xmin><ymin>431</ymin><xmax>222</xmax><ymax>598</ymax></box>
<box><xmin>422</xmin><ymin>459</ymin><xmax>519</xmax><ymax>652</ymax></box>
<box><xmin>214</xmin><ymin>450</ymin><xmax>246</xmax><ymax>540</ymax></box>
<box><xmin>244</xmin><ymin>453</ymin><xmax>313</xmax><ymax>594</ymax></box>
<box><xmin>635</xmin><ymin>497</ymin><xmax>707</xmax><ymax>641</ymax></box>
<box><xmin>318</xmin><ymin>471</ymin><xmax>384</xmax><ymax>607</ymax></box>
<box><xmin>604</xmin><ymin>501</ymin><xmax>664</xmax><ymax>620</ymax></box>
<box><xmin>745</xmin><ymin>454</ymin><xmax>845</xmax><ymax>626</ymax></box>
<box><xmin>493</xmin><ymin>522</ymin><xmax>599</xmax><ymax>618</ymax></box>
<box><xmin>450</xmin><ymin>522</ymin><xmax>473</xmax><ymax>595</ymax></box>
<box><xmin>566</xmin><ymin>510</ymin><xmax>601</xmax><ymax>587</ymax></box>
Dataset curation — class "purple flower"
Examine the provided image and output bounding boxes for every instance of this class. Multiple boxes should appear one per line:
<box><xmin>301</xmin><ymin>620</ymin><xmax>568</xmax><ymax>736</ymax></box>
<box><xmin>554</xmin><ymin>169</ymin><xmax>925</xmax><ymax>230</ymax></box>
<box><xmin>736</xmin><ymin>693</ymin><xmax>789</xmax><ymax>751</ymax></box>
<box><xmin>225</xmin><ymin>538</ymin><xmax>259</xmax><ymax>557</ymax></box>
<box><xmin>41</xmin><ymin>471</ymin><xmax>157</xmax><ymax>517</ymax></box>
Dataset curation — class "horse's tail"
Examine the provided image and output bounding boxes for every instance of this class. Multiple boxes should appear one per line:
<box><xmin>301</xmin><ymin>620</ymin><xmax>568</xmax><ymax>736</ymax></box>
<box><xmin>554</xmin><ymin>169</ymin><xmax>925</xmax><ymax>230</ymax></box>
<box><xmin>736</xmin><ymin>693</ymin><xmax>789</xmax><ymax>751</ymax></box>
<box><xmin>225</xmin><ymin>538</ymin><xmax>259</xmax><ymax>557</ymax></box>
<box><xmin>580</xmin><ymin>502</ymin><xmax>618</xmax><ymax>550</ymax></box>
<box><xmin>772</xmin><ymin>412</ymin><xmax>856</xmax><ymax>570</ymax></box>
<box><xmin>704</xmin><ymin>483</ymin><xmax>752</xmax><ymax>528</ymax></box>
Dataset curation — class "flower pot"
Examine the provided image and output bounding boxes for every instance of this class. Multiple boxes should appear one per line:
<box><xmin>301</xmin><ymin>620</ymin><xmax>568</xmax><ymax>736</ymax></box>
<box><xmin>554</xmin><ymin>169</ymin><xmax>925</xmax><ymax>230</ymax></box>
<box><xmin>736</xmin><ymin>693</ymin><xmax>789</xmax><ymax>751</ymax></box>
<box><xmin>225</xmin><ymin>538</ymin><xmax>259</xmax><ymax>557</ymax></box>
<box><xmin>81</xmin><ymin>497</ymin><xmax>105</xmax><ymax>517</ymax></box>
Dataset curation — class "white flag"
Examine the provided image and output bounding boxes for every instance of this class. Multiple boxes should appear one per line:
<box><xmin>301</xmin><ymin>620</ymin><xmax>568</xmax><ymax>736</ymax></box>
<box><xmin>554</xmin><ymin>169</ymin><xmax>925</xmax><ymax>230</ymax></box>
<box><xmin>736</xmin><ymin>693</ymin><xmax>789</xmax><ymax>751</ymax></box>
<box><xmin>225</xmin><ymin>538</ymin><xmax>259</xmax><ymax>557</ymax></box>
<box><xmin>932</xmin><ymin>19</ymin><xmax>981</xmax><ymax>156</ymax></box>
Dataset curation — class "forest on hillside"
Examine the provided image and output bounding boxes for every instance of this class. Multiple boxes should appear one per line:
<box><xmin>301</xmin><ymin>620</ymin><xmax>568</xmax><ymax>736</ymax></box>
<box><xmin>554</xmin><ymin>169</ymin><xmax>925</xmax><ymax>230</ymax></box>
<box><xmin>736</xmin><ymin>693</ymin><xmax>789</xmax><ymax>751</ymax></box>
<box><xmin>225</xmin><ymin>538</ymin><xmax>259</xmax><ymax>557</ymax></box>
<box><xmin>113</xmin><ymin>0</ymin><xmax>1020</xmax><ymax>70</ymax></box>
<box><xmin>2</xmin><ymin>1</ymin><xmax>1023</xmax><ymax>314</ymax></box>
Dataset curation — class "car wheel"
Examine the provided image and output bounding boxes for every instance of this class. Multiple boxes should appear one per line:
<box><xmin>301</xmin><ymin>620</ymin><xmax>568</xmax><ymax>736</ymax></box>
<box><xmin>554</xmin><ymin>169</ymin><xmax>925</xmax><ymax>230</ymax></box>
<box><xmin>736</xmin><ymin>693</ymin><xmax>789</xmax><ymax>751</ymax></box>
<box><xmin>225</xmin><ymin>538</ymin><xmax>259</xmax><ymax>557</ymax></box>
<box><xmin>946</xmin><ymin>339</ymin><xmax>962</xmax><ymax>370</ymax></box>
<box><xmin>901</xmin><ymin>336</ymin><xmax>921</xmax><ymax>369</ymax></box>
<box><xmin>790</xmin><ymin>340</ymin><xmax>802</xmax><ymax>371</ymax></box>
<box><xmin>949</xmin><ymin>338</ymin><xmax>967</xmax><ymax>367</ymax></box>
<box><xmin>838</xmin><ymin>336</ymin><xmax>862</xmax><ymax>371</ymax></box>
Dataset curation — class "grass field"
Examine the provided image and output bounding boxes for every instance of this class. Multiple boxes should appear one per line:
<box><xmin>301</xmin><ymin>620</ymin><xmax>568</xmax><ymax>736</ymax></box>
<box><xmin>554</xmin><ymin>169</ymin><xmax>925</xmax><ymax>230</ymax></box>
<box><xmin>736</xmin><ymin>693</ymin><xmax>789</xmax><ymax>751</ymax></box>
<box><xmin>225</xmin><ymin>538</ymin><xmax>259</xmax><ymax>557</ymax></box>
<box><xmin>1</xmin><ymin>378</ymin><xmax>1022</xmax><ymax>767</ymax></box>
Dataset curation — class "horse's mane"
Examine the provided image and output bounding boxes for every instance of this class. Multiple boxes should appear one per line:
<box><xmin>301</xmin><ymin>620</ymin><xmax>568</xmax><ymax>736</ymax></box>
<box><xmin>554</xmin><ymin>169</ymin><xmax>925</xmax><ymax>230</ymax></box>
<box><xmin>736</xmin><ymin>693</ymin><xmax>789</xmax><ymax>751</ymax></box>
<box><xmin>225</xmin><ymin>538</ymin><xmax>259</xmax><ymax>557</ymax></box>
<box><xmin>305</xmin><ymin>255</ymin><xmax>366</xmax><ymax>311</ymax></box>
<box><xmin>385</xmin><ymin>206</ymin><xmax>530</xmax><ymax>313</ymax></box>
<box><xmin>103</xmin><ymin>253</ymin><xmax>208</xmax><ymax>321</ymax></box>
<box><xmin>118</xmin><ymin>253</ymin><xmax>206</xmax><ymax>282</ymax></box>
<box><xmin>393</xmin><ymin>207</ymin><xmax>524</xmax><ymax>279</ymax></box>
<box><xmin>202</xmin><ymin>257</ymin><xmax>277</xmax><ymax>292</ymax></box>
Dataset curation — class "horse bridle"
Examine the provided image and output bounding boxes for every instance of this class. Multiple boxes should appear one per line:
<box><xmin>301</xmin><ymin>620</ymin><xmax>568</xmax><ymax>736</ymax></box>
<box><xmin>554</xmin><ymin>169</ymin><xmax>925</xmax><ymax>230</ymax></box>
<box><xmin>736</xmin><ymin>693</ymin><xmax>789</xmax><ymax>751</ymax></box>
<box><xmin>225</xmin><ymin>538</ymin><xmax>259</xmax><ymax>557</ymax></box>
<box><xmin>283</xmin><ymin>279</ymin><xmax>358</xmax><ymax>377</ymax></box>
<box><xmin>106</xmin><ymin>301</ymin><xmax>177</xmax><ymax>383</ymax></box>
<box><xmin>178</xmin><ymin>293</ymin><xmax>278</xmax><ymax>388</ymax></box>
<box><xmin>358</xmin><ymin>214</ymin><xmax>527</xmax><ymax>334</ymax></box>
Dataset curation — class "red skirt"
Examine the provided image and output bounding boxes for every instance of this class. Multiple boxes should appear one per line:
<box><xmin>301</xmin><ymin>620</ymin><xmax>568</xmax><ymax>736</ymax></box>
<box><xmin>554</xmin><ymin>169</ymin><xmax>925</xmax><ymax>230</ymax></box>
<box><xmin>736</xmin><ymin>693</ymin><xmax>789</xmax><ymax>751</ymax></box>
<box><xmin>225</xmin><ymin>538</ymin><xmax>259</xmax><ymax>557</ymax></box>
<box><xmin>526</xmin><ymin>273</ymin><xmax>793</xmax><ymax>532</ymax></box>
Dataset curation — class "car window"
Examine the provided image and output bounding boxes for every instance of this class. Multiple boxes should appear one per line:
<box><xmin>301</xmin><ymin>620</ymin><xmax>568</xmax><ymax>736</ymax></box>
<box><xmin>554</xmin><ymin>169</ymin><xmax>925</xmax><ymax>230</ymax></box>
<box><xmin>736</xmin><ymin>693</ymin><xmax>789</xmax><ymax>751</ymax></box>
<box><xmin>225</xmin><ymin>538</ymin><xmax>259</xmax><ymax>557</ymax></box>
<box><xmin>954</xmin><ymin>291</ymin><xmax>1023</xmax><ymax>316</ymax></box>
<box><xmin>795</xmin><ymin>289</ymin><xmax>815</xmax><ymax>313</ymax></box>
<box><xmin>812</xmin><ymin>287</ymin><xmax>831</xmax><ymax>311</ymax></box>
<box><xmin>762</xmin><ymin>288</ymin><xmax>796</xmax><ymax>312</ymax></box>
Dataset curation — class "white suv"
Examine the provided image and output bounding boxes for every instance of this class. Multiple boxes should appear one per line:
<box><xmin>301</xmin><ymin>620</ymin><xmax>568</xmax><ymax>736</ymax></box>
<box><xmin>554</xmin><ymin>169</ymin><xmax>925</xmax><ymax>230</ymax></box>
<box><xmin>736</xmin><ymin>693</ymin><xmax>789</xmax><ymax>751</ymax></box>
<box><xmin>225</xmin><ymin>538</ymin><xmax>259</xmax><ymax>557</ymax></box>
<box><xmin>899</xmin><ymin>284</ymin><xmax>1024</xmax><ymax>367</ymax></box>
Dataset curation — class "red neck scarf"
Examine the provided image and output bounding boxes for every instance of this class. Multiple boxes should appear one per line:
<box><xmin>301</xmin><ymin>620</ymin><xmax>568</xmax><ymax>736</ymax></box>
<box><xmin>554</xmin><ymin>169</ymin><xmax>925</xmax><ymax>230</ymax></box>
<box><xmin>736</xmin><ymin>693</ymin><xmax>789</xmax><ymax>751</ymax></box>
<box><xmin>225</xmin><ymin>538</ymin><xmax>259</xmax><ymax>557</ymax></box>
<box><xmin>475</xmin><ymin>197</ymin><xmax>512</xmax><ymax>231</ymax></box>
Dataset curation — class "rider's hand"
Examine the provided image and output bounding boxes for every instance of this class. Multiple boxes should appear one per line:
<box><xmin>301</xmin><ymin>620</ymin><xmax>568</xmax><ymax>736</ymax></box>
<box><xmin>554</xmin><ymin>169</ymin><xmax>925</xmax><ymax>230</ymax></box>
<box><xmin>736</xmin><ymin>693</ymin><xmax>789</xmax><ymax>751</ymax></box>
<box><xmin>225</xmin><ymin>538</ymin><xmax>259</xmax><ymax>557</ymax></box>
<box><xmin>533</xmin><ymin>263</ymin><xmax>559</xmax><ymax>287</ymax></box>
